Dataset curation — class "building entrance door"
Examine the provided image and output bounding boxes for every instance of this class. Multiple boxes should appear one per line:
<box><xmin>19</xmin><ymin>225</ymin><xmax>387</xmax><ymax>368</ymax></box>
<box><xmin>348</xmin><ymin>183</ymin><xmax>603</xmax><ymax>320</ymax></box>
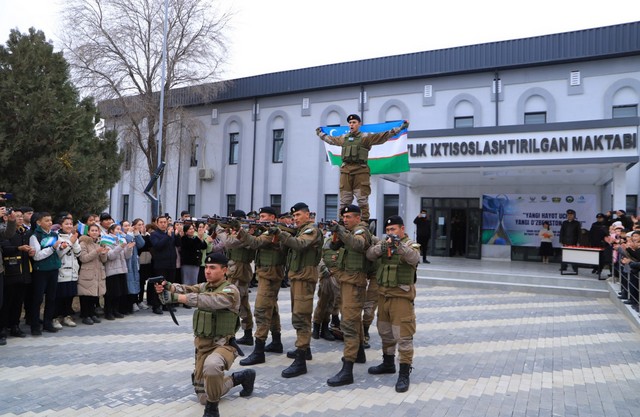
<box><xmin>420</xmin><ymin>198</ymin><xmax>481</xmax><ymax>259</ymax></box>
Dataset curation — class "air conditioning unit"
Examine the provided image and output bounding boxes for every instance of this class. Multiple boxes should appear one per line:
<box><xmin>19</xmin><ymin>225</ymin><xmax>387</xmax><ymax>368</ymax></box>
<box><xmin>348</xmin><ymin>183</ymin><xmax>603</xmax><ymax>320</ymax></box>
<box><xmin>198</xmin><ymin>169</ymin><xmax>214</xmax><ymax>181</ymax></box>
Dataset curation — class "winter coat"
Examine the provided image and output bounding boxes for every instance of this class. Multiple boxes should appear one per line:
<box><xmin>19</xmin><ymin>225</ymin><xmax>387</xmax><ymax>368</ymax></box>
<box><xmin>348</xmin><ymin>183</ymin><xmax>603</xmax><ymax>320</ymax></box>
<box><xmin>149</xmin><ymin>229</ymin><xmax>179</xmax><ymax>269</ymax></box>
<box><xmin>57</xmin><ymin>233</ymin><xmax>82</xmax><ymax>283</ymax></box>
<box><xmin>180</xmin><ymin>235</ymin><xmax>208</xmax><ymax>266</ymax></box>
<box><xmin>0</xmin><ymin>219</ymin><xmax>16</xmax><ymax>275</ymax></box>
<box><xmin>0</xmin><ymin>224</ymin><xmax>31</xmax><ymax>285</ymax></box>
<box><xmin>104</xmin><ymin>239</ymin><xmax>133</xmax><ymax>277</ymax></box>
<box><xmin>78</xmin><ymin>235</ymin><xmax>107</xmax><ymax>297</ymax></box>
<box><xmin>125</xmin><ymin>233</ymin><xmax>145</xmax><ymax>294</ymax></box>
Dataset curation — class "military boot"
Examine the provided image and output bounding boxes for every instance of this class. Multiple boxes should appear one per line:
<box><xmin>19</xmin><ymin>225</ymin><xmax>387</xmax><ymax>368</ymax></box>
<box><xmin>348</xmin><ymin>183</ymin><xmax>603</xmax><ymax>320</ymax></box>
<box><xmin>312</xmin><ymin>322</ymin><xmax>320</xmax><ymax>339</ymax></box>
<box><xmin>281</xmin><ymin>348</ymin><xmax>307</xmax><ymax>378</ymax></box>
<box><xmin>355</xmin><ymin>343</ymin><xmax>366</xmax><ymax>364</ymax></box>
<box><xmin>368</xmin><ymin>354</ymin><xmax>396</xmax><ymax>374</ymax></box>
<box><xmin>203</xmin><ymin>401</ymin><xmax>220</xmax><ymax>417</ymax></box>
<box><xmin>327</xmin><ymin>360</ymin><xmax>354</xmax><ymax>387</ymax></box>
<box><xmin>264</xmin><ymin>331</ymin><xmax>283</xmax><ymax>353</ymax></box>
<box><xmin>231</xmin><ymin>369</ymin><xmax>256</xmax><ymax>397</ymax></box>
<box><xmin>395</xmin><ymin>363</ymin><xmax>412</xmax><ymax>392</ymax></box>
<box><xmin>286</xmin><ymin>347</ymin><xmax>312</xmax><ymax>360</ymax></box>
<box><xmin>320</xmin><ymin>321</ymin><xmax>335</xmax><ymax>341</ymax></box>
<box><xmin>236</xmin><ymin>328</ymin><xmax>254</xmax><ymax>346</ymax></box>
<box><xmin>240</xmin><ymin>339</ymin><xmax>265</xmax><ymax>366</ymax></box>
<box><xmin>363</xmin><ymin>324</ymin><xmax>370</xmax><ymax>348</ymax></box>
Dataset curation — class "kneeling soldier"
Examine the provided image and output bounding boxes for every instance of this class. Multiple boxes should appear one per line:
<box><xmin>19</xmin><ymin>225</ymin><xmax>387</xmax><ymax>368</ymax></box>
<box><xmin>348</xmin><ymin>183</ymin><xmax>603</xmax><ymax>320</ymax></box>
<box><xmin>155</xmin><ymin>252</ymin><xmax>256</xmax><ymax>417</ymax></box>
<box><xmin>365</xmin><ymin>215</ymin><xmax>419</xmax><ymax>393</ymax></box>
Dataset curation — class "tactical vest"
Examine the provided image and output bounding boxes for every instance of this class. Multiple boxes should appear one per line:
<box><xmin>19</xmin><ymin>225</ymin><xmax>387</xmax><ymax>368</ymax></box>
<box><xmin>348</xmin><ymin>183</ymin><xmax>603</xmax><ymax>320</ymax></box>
<box><xmin>256</xmin><ymin>245</ymin><xmax>286</xmax><ymax>267</ymax></box>
<box><xmin>287</xmin><ymin>223</ymin><xmax>322</xmax><ymax>272</ymax></box>
<box><xmin>336</xmin><ymin>226</ymin><xmax>372</xmax><ymax>272</ymax></box>
<box><xmin>192</xmin><ymin>281</ymin><xmax>240</xmax><ymax>338</ymax></box>
<box><xmin>227</xmin><ymin>246</ymin><xmax>254</xmax><ymax>264</ymax></box>
<box><xmin>322</xmin><ymin>244</ymin><xmax>339</xmax><ymax>270</ymax></box>
<box><xmin>342</xmin><ymin>134</ymin><xmax>370</xmax><ymax>164</ymax></box>
<box><xmin>376</xmin><ymin>237</ymin><xmax>416</xmax><ymax>287</ymax></box>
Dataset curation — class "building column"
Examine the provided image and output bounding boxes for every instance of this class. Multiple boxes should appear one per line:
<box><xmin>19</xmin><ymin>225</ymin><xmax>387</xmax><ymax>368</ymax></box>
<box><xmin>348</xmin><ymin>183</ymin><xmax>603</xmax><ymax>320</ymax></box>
<box><xmin>612</xmin><ymin>165</ymin><xmax>627</xmax><ymax>211</ymax></box>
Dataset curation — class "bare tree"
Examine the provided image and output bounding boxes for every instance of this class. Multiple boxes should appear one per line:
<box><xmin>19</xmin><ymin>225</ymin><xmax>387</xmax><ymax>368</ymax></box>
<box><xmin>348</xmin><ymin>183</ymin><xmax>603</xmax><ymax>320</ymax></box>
<box><xmin>60</xmin><ymin>0</ymin><xmax>232</xmax><ymax>196</ymax></box>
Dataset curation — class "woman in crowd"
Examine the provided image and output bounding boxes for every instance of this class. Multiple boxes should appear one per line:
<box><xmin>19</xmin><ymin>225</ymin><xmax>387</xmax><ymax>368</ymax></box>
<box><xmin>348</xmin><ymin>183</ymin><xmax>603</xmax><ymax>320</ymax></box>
<box><xmin>132</xmin><ymin>218</ymin><xmax>151</xmax><ymax>310</ymax></box>
<box><xmin>538</xmin><ymin>221</ymin><xmax>554</xmax><ymax>264</ymax></box>
<box><xmin>53</xmin><ymin>216</ymin><xmax>82</xmax><ymax>328</ymax></box>
<box><xmin>180</xmin><ymin>222</ymin><xmax>208</xmax><ymax>288</ymax></box>
<box><xmin>78</xmin><ymin>224</ymin><xmax>108</xmax><ymax>325</ymax></box>
<box><xmin>122</xmin><ymin>220</ymin><xmax>146</xmax><ymax>314</ymax></box>
<box><xmin>103</xmin><ymin>223</ymin><xmax>134</xmax><ymax>320</ymax></box>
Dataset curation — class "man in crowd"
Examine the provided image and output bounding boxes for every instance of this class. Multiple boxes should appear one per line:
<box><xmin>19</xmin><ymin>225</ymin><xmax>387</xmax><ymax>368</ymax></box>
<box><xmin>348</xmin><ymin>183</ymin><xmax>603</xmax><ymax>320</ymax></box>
<box><xmin>0</xmin><ymin>205</ymin><xmax>17</xmax><ymax>344</ymax></box>
<box><xmin>149</xmin><ymin>214</ymin><xmax>180</xmax><ymax>315</ymax></box>
<box><xmin>413</xmin><ymin>209</ymin><xmax>431</xmax><ymax>263</ymax></box>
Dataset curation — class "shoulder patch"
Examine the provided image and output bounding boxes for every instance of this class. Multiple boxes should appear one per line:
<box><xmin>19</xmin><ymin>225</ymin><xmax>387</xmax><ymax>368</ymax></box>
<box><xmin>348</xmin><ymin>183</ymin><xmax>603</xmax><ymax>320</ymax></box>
<box><xmin>222</xmin><ymin>288</ymin><xmax>234</xmax><ymax>293</ymax></box>
<box><xmin>354</xmin><ymin>229</ymin><xmax>364</xmax><ymax>235</ymax></box>
<box><xmin>411</xmin><ymin>243</ymin><xmax>421</xmax><ymax>249</ymax></box>
<box><xmin>303</xmin><ymin>228</ymin><xmax>314</xmax><ymax>234</ymax></box>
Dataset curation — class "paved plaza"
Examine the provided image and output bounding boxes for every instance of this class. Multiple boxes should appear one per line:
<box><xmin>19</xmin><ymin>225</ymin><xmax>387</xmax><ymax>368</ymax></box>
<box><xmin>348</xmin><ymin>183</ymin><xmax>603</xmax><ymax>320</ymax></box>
<box><xmin>2</xmin><ymin>278</ymin><xmax>640</xmax><ymax>417</ymax></box>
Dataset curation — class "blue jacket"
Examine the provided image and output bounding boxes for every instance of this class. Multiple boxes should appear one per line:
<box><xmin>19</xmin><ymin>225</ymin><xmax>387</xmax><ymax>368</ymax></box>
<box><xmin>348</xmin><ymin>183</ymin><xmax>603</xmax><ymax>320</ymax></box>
<box><xmin>125</xmin><ymin>233</ymin><xmax>146</xmax><ymax>294</ymax></box>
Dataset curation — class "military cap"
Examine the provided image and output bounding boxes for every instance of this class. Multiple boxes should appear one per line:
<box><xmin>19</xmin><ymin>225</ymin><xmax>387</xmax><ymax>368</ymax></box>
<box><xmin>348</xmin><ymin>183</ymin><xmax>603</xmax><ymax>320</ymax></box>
<box><xmin>347</xmin><ymin>114</ymin><xmax>361</xmax><ymax>123</ymax></box>
<box><xmin>231</xmin><ymin>209</ymin><xmax>246</xmax><ymax>218</ymax></box>
<box><xmin>341</xmin><ymin>205</ymin><xmax>361</xmax><ymax>215</ymax></box>
<box><xmin>385</xmin><ymin>215</ymin><xmax>404</xmax><ymax>226</ymax></box>
<box><xmin>204</xmin><ymin>252</ymin><xmax>229</xmax><ymax>266</ymax></box>
<box><xmin>259</xmin><ymin>206</ymin><xmax>277</xmax><ymax>216</ymax></box>
<box><xmin>290</xmin><ymin>202</ymin><xmax>309</xmax><ymax>214</ymax></box>
<box><xmin>566</xmin><ymin>209</ymin><xmax>576</xmax><ymax>215</ymax></box>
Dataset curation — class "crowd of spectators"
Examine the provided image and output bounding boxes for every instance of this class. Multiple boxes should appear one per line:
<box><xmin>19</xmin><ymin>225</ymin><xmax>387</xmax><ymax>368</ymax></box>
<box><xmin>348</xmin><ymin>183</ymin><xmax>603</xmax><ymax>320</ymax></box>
<box><xmin>0</xmin><ymin>206</ymin><xmax>225</xmax><ymax>345</ymax></box>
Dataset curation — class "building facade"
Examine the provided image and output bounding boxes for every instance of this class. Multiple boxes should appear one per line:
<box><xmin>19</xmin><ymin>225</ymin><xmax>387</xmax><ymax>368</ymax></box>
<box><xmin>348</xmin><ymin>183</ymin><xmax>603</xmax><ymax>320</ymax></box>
<box><xmin>103</xmin><ymin>22</ymin><xmax>640</xmax><ymax>261</ymax></box>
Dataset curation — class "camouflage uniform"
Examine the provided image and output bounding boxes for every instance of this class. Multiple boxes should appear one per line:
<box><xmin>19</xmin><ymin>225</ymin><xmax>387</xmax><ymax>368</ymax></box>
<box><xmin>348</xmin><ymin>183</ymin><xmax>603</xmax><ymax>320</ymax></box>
<box><xmin>317</xmin><ymin>122</ymin><xmax>407</xmax><ymax>221</ymax></box>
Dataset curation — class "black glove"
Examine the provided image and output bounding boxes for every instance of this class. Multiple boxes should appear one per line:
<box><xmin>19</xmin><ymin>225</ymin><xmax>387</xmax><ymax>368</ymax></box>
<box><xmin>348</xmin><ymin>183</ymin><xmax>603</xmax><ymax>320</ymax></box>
<box><xmin>229</xmin><ymin>219</ymin><xmax>241</xmax><ymax>231</ymax></box>
<box><xmin>328</xmin><ymin>221</ymin><xmax>340</xmax><ymax>233</ymax></box>
<box><xmin>268</xmin><ymin>227</ymin><xmax>280</xmax><ymax>236</ymax></box>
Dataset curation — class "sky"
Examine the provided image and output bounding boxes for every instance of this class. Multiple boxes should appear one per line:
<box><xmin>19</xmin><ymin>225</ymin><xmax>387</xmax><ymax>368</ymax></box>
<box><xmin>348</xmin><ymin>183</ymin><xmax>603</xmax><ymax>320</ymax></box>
<box><xmin>0</xmin><ymin>0</ymin><xmax>639</xmax><ymax>81</ymax></box>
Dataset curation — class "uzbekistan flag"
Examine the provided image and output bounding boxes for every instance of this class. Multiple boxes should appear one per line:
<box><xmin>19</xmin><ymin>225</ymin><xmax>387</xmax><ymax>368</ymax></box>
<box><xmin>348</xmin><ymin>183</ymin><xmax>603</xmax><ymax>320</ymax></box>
<box><xmin>40</xmin><ymin>235</ymin><xmax>58</xmax><ymax>248</ymax></box>
<box><xmin>77</xmin><ymin>221</ymin><xmax>89</xmax><ymax>236</ymax></box>
<box><xmin>117</xmin><ymin>234</ymin><xmax>127</xmax><ymax>245</ymax></box>
<box><xmin>320</xmin><ymin>120</ymin><xmax>410</xmax><ymax>175</ymax></box>
<box><xmin>100</xmin><ymin>234</ymin><xmax>117</xmax><ymax>246</ymax></box>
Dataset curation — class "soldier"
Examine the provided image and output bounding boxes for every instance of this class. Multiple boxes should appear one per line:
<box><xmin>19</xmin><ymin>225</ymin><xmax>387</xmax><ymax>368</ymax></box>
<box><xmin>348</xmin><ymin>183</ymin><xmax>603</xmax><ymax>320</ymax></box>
<box><xmin>316</xmin><ymin>115</ymin><xmax>409</xmax><ymax>221</ymax></box>
<box><xmin>217</xmin><ymin>210</ymin><xmax>255</xmax><ymax>345</ymax></box>
<box><xmin>270</xmin><ymin>202</ymin><xmax>322</xmax><ymax>378</ymax></box>
<box><xmin>312</xmin><ymin>234</ymin><xmax>341</xmax><ymax>341</ymax></box>
<box><xmin>154</xmin><ymin>252</ymin><xmax>256</xmax><ymax>417</ymax></box>
<box><xmin>362</xmin><ymin>241</ymin><xmax>380</xmax><ymax>349</ymax></box>
<box><xmin>326</xmin><ymin>205</ymin><xmax>372</xmax><ymax>387</ymax></box>
<box><xmin>236</xmin><ymin>206</ymin><xmax>286</xmax><ymax>365</ymax></box>
<box><xmin>366</xmin><ymin>215</ymin><xmax>420</xmax><ymax>393</ymax></box>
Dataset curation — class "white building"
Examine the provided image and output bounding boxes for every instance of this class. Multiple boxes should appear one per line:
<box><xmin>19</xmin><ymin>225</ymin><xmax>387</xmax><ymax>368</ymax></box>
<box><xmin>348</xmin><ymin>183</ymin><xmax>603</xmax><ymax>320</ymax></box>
<box><xmin>102</xmin><ymin>22</ymin><xmax>640</xmax><ymax>261</ymax></box>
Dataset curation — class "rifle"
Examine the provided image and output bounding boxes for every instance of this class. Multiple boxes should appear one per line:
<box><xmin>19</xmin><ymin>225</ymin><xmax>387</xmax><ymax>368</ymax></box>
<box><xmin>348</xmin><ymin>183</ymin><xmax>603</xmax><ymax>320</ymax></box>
<box><xmin>148</xmin><ymin>276</ymin><xmax>179</xmax><ymax>326</ymax></box>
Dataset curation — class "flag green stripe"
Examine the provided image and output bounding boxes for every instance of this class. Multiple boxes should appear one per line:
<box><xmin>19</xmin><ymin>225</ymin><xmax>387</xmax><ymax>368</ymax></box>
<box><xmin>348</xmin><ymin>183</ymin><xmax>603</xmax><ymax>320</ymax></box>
<box><xmin>328</xmin><ymin>153</ymin><xmax>409</xmax><ymax>175</ymax></box>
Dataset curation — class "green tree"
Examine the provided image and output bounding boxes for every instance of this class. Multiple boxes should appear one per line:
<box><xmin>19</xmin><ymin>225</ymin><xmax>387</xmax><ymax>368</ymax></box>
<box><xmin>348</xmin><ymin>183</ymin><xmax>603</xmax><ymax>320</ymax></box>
<box><xmin>0</xmin><ymin>28</ymin><xmax>122</xmax><ymax>215</ymax></box>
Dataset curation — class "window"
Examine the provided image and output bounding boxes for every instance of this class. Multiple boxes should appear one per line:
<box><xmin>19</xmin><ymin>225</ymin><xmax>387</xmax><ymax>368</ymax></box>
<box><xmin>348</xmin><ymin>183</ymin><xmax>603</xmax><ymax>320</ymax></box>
<box><xmin>270</xmin><ymin>194</ymin><xmax>282</xmax><ymax>215</ymax></box>
<box><xmin>524</xmin><ymin>112</ymin><xmax>547</xmax><ymax>124</ymax></box>
<box><xmin>226</xmin><ymin>195</ymin><xmax>236</xmax><ymax>216</ymax></box>
<box><xmin>272</xmin><ymin>129</ymin><xmax>284</xmax><ymax>163</ymax></box>
<box><xmin>325</xmin><ymin>194</ymin><xmax>338</xmax><ymax>221</ymax></box>
<box><xmin>190</xmin><ymin>142</ymin><xmax>198</xmax><ymax>167</ymax></box>
<box><xmin>613</xmin><ymin>105</ymin><xmax>638</xmax><ymax>118</ymax></box>
<box><xmin>229</xmin><ymin>132</ymin><xmax>239</xmax><ymax>165</ymax></box>
<box><xmin>123</xmin><ymin>142</ymin><xmax>132</xmax><ymax>171</ymax></box>
<box><xmin>122</xmin><ymin>194</ymin><xmax>129</xmax><ymax>222</ymax></box>
<box><xmin>454</xmin><ymin>116</ymin><xmax>473</xmax><ymax>128</ymax></box>
<box><xmin>383</xmin><ymin>194</ymin><xmax>399</xmax><ymax>226</ymax></box>
<box><xmin>627</xmin><ymin>195</ymin><xmax>638</xmax><ymax>216</ymax></box>
<box><xmin>187</xmin><ymin>194</ymin><xmax>196</xmax><ymax>216</ymax></box>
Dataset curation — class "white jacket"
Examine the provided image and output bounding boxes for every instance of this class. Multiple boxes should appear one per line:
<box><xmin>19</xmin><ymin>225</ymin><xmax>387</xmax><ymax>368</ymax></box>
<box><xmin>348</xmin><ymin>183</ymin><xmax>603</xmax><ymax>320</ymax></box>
<box><xmin>57</xmin><ymin>233</ymin><xmax>82</xmax><ymax>282</ymax></box>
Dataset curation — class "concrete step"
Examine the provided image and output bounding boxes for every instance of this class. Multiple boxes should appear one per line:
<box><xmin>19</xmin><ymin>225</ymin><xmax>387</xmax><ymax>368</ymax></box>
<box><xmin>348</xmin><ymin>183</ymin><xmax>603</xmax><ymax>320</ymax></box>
<box><xmin>417</xmin><ymin>264</ymin><xmax>610</xmax><ymax>298</ymax></box>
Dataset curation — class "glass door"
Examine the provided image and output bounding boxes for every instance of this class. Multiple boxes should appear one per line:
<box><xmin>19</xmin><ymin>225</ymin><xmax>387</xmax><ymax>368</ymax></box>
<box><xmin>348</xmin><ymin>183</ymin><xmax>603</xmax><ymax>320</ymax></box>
<box><xmin>466</xmin><ymin>208</ymin><xmax>482</xmax><ymax>259</ymax></box>
<box><xmin>432</xmin><ymin>208</ymin><xmax>450</xmax><ymax>257</ymax></box>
